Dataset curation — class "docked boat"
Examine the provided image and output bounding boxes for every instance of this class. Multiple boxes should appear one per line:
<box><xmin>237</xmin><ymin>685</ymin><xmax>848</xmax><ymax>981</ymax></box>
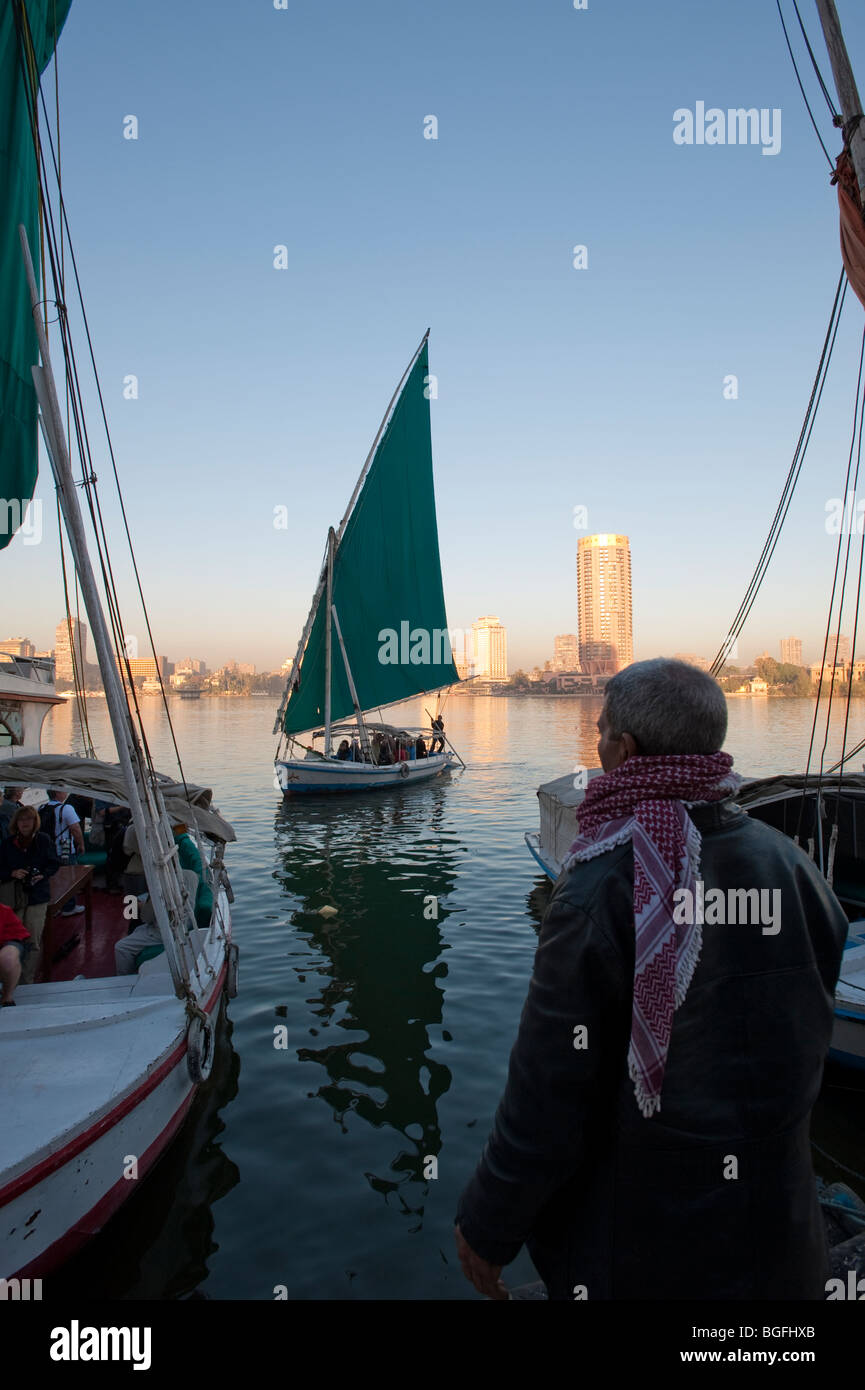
<box><xmin>525</xmin><ymin>772</ymin><xmax>865</xmax><ymax>1069</ymax></box>
<box><xmin>273</xmin><ymin>331</ymin><xmax>463</xmax><ymax>794</ymax></box>
<box><xmin>0</xmin><ymin>0</ymin><xmax>237</xmax><ymax>1277</ymax></box>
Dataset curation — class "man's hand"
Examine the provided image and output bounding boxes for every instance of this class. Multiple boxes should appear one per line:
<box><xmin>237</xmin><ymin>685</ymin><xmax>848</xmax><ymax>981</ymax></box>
<box><xmin>454</xmin><ymin>1224</ymin><xmax>509</xmax><ymax>1300</ymax></box>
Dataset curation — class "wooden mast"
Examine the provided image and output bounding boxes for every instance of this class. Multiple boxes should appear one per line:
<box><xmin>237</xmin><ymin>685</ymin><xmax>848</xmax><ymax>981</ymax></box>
<box><xmin>816</xmin><ymin>0</ymin><xmax>865</xmax><ymax>204</ymax></box>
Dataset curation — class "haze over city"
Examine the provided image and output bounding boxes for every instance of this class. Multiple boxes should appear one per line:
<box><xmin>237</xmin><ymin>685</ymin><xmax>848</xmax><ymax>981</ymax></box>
<box><xmin>4</xmin><ymin>0</ymin><xmax>865</xmax><ymax>674</ymax></box>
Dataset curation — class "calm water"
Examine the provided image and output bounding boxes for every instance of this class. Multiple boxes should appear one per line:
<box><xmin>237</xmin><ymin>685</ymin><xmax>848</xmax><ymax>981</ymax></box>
<box><xmin>41</xmin><ymin>693</ymin><xmax>865</xmax><ymax>1300</ymax></box>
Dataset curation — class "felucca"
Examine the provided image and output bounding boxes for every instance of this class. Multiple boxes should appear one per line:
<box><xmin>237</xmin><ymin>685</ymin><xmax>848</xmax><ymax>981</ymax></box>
<box><xmin>273</xmin><ymin>331</ymin><xmax>464</xmax><ymax>794</ymax></box>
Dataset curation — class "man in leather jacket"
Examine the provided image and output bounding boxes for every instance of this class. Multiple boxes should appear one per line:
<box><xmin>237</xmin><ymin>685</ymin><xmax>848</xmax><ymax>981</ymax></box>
<box><xmin>455</xmin><ymin>658</ymin><xmax>848</xmax><ymax>1300</ymax></box>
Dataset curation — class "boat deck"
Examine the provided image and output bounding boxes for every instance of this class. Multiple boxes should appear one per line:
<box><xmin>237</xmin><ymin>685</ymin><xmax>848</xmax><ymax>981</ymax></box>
<box><xmin>42</xmin><ymin>885</ymin><xmax>129</xmax><ymax>983</ymax></box>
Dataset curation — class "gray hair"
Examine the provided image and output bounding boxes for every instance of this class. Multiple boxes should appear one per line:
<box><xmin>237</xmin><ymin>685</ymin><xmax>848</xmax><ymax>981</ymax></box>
<box><xmin>603</xmin><ymin>658</ymin><xmax>727</xmax><ymax>755</ymax></box>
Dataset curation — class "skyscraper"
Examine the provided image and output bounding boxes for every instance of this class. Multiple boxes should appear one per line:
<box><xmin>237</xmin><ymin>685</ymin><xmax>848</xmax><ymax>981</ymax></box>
<box><xmin>553</xmin><ymin>634</ymin><xmax>579</xmax><ymax>671</ymax></box>
<box><xmin>779</xmin><ymin>637</ymin><xmax>803</xmax><ymax>666</ymax></box>
<box><xmin>55</xmin><ymin>617</ymin><xmax>87</xmax><ymax>682</ymax></box>
<box><xmin>828</xmin><ymin>633</ymin><xmax>851</xmax><ymax>665</ymax></box>
<box><xmin>471</xmin><ymin>616</ymin><xmax>508</xmax><ymax>679</ymax></box>
<box><xmin>577</xmin><ymin>534</ymin><xmax>633</xmax><ymax>674</ymax></box>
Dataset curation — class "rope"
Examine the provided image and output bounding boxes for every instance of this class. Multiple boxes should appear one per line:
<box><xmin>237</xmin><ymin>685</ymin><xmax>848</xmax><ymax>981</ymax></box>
<box><xmin>711</xmin><ymin>272</ymin><xmax>847</xmax><ymax>676</ymax></box>
<box><xmin>792</xmin><ymin>0</ymin><xmax>840</xmax><ymax>121</ymax></box>
<box><xmin>14</xmin><ymin>2</ymin><xmax>193</xmax><ymax>808</ymax></box>
<box><xmin>797</xmin><ymin>323</ymin><xmax>865</xmax><ymax>847</ymax></box>
<box><xmin>776</xmin><ymin>0</ymin><xmax>835</xmax><ymax>169</ymax></box>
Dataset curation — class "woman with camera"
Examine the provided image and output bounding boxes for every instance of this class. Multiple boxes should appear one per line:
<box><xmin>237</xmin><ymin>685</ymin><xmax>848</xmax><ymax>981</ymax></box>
<box><xmin>0</xmin><ymin>804</ymin><xmax>60</xmax><ymax>985</ymax></box>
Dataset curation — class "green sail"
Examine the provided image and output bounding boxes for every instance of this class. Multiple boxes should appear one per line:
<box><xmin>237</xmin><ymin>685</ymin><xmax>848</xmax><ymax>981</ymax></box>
<box><xmin>284</xmin><ymin>342</ymin><xmax>458</xmax><ymax>736</ymax></box>
<box><xmin>0</xmin><ymin>0</ymin><xmax>73</xmax><ymax>551</ymax></box>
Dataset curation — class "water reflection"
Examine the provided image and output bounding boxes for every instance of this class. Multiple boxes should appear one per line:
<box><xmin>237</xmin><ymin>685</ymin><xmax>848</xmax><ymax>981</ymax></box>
<box><xmin>274</xmin><ymin>783</ymin><xmax>459</xmax><ymax>1227</ymax></box>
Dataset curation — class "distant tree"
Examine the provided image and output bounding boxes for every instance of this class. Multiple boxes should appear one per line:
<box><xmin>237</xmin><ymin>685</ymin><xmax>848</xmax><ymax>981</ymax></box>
<box><xmin>509</xmin><ymin>669</ymin><xmax>531</xmax><ymax>690</ymax></box>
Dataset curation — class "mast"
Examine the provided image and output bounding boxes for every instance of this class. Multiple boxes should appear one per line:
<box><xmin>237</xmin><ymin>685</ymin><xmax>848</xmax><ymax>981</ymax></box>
<box><xmin>20</xmin><ymin>227</ymin><xmax>200</xmax><ymax>999</ymax></box>
<box><xmin>816</xmin><ymin>0</ymin><xmax>865</xmax><ymax>204</ymax></box>
<box><xmin>331</xmin><ymin>604</ymin><xmax>371</xmax><ymax>759</ymax></box>
<box><xmin>324</xmin><ymin>527</ymin><xmax>335</xmax><ymax>756</ymax></box>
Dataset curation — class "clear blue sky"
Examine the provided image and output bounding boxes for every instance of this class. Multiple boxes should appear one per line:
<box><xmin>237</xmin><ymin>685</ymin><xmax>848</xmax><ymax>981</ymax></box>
<box><xmin>8</xmin><ymin>0</ymin><xmax>865</xmax><ymax>672</ymax></box>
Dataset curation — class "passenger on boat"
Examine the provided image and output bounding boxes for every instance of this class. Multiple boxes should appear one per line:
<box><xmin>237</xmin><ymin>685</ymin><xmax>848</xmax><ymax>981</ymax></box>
<box><xmin>0</xmin><ymin>787</ymin><xmax>24</xmax><ymax>842</ymax></box>
<box><xmin>40</xmin><ymin>789</ymin><xmax>85</xmax><ymax>917</ymax></box>
<box><xmin>397</xmin><ymin>740</ymin><xmax>408</xmax><ymax>762</ymax></box>
<box><xmin>375</xmin><ymin>734</ymin><xmax>394</xmax><ymax>766</ymax></box>
<box><xmin>336</xmin><ymin>739</ymin><xmax>352</xmax><ymax>761</ymax></box>
<box><xmin>0</xmin><ymin>805</ymin><xmax>61</xmax><ymax>985</ymax></box>
<box><xmin>0</xmin><ymin>901</ymin><xmax>30</xmax><ymax>1006</ymax></box>
<box><xmin>455</xmin><ymin>657</ymin><xmax>849</xmax><ymax>1302</ymax></box>
<box><xmin>114</xmin><ymin>821</ymin><xmax>213</xmax><ymax>974</ymax></box>
<box><xmin>415</xmin><ymin>736</ymin><xmax>427</xmax><ymax>759</ymax></box>
<box><xmin>351</xmin><ymin>738</ymin><xmax>362</xmax><ymax>763</ymax></box>
<box><xmin>430</xmin><ymin>715</ymin><xmax>445</xmax><ymax>754</ymax></box>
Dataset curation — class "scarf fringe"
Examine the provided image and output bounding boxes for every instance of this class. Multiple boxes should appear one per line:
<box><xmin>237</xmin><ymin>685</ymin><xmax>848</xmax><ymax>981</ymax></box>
<box><xmin>628</xmin><ymin>1049</ymin><xmax>663</xmax><ymax>1118</ymax></box>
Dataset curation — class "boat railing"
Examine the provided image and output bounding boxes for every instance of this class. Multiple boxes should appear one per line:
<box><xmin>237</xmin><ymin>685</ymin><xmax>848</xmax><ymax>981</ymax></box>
<box><xmin>0</xmin><ymin>653</ymin><xmax>56</xmax><ymax>686</ymax></box>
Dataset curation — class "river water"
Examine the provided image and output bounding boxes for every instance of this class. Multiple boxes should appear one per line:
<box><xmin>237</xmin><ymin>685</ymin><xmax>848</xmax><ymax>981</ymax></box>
<box><xmin>42</xmin><ymin>693</ymin><xmax>865</xmax><ymax>1300</ymax></box>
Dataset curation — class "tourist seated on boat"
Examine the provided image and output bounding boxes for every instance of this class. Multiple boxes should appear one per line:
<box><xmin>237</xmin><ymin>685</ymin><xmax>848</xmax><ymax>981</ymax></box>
<box><xmin>397</xmin><ymin>740</ymin><xmax>408</xmax><ymax>762</ymax></box>
<box><xmin>351</xmin><ymin>738</ymin><xmax>362</xmax><ymax>762</ymax></box>
<box><xmin>455</xmin><ymin>657</ymin><xmax>849</xmax><ymax>1302</ymax></box>
<box><xmin>336</xmin><ymin>739</ymin><xmax>352</xmax><ymax>761</ymax></box>
<box><xmin>0</xmin><ymin>901</ymin><xmax>30</xmax><ymax>1006</ymax></box>
<box><xmin>373</xmin><ymin>733</ymin><xmax>393</xmax><ymax>765</ymax></box>
<box><xmin>415</xmin><ymin>736</ymin><xmax>427</xmax><ymax>759</ymax></box>
<box><xmin>0</xmin><ymin>787</ymin><xmax>24</xmax><ymax>843</ymax></box>
<box><xmin>0</xmin><ymin>805</ymin><xmax>60</xmax><ymax>986</ymax></box>
<box><xmin>115</xmin><ymin>821</ymin><xmax>213</xmax><ymax>975</ymax></box>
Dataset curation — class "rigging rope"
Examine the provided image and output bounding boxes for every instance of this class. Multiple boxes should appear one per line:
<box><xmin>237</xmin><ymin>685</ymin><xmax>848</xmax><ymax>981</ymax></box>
<box><xmin>792</xmin><ymin>0</ymin><xmax>840</xmax><ymax>122</ymax></box>
<box><xmin>776</xmin><ymin>0</ymin><xmax>835</xmax><ymax>169</ymax></box>
<box><xmin>13</xmin><ymin>1</ymin><xmax>192</xmax><ymax>806</ymax></box>
<box><xmin>710</xmin><ymin>272</ymin><xmax>847</xmax><ymax>676</ymax></box>
<box><xmin>795</xmin><ymin>323</ymin><xmax>865</xmax><ymax>846</ymax></box>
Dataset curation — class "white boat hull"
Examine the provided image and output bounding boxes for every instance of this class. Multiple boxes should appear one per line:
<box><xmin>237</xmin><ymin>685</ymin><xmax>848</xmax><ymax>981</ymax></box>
<box><xmin>276</xmin><ymin>751</ymin><xmax>455</xmax><ymax>794</ymax></box>
<box><xmin>0</xmin><ymin>896</ymin><xmax>231</xmax><ymax>1278</ymax></box>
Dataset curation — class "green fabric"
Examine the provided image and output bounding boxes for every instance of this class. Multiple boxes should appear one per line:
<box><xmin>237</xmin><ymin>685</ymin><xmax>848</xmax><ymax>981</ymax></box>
<box><xmin>175</xmin><ymin>830</ymin><xmax>213</xmax><ymax>928</ymax></box>
<box><xmin>284</xmin><ymin>343</ymin><xmax>458</xmax><ymax>735</ymax></box>
<box><xmin>0</xmin><ymin>0</ymin><xmax>72</xmax><ymax>550</ymax></box>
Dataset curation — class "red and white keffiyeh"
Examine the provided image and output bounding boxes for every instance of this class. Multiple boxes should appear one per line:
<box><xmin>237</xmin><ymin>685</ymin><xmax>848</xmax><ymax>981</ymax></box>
<box><xmin>563</xmin><ymin>752</ymin><xmax>740</xmax><ymax>1118</ymax></box>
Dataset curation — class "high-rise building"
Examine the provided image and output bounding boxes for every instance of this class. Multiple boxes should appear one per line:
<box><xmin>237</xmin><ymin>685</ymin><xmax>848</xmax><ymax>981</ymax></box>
<box><xmin>0</xmin><ymin>637</ymin><xmax>35</xmax><ymax>658</ymax></box>
<box><xmin>553</xmin><ymin>634</ymin><xmax>579</xmax><ymax>672</ymax></box>
<box><xmin>175</xmin><ymin>657</ymin><xmax>207</xmax><ymax>676</ymax></box>
<box><xmin>116</xmin><ymin>655</ymin><xmax>167</xmax><ymax>684</ymax></box>
<box><xmin>577</xmin><ymin>534</ymin><xmax>633</xmax><ymax>674</ymax></box>
<box><xmin>471</xmin><ymin>616</ymin><xmax>508</xmax><ymax>680</ymax></box>
<box><xmin>780</xmin><ymin>637</ymin><xmax>803</xmax><ymax>667</ymax></box>
<box><xmin>673</xmin><ymin>652</ymin><xmax>710</xmax><ymax>671</ymax></box>
<box><xmin>55</xmin><ymin>618</ymin><xmax>87</xmax><ymax>682</ymax></box>
<box><xmin>828</xmin><ymin>633</ymin><xmax>851</xmax><ymax>665</ymax></box>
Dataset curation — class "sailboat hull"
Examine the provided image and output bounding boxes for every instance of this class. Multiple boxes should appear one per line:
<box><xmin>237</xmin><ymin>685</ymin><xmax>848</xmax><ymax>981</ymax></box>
<box><xmin>0</xmin><ymin>900</ymin><xmax>231</xmax><ymax>1279</ymax></box>
<box><xmin>276</xmin><ymin>751</ymin><xmax>455</xmax><ymax>794</ymax></box>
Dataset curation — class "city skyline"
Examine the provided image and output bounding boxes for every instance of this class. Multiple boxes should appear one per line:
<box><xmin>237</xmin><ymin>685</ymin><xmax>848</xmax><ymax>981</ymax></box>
<box><xmin>3</xmin><ymin>1</ymin><xmax>865</xmax><ymax>676</ymax></box>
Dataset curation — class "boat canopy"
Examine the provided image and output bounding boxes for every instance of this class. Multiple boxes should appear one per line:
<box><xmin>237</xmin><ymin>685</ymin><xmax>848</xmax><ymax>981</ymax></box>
<box><xmin>0</xmin><ymin>0</ymin><xmax>73</xmax><ymax>550</ymax></box>
<box><xmin>0</xmin><ymin>754</ymin><xmax>236</xmax><ymax>842</ymax></box>
<box><xmin>735</xmin><ymin>772</ymin><xmax>865</xmax><ymax>808</ymax></box>
<box><xmin>283</xmin><ymin>341</ymin><xmax>459</xmax><ymax>736</ymax></box>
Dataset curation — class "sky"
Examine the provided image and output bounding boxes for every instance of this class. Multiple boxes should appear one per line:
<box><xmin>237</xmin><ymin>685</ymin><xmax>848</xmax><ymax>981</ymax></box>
<box><xmin>6</xmin><ymin>0</ymin><xmax>865</xmax><ymax>673</ymax></box>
